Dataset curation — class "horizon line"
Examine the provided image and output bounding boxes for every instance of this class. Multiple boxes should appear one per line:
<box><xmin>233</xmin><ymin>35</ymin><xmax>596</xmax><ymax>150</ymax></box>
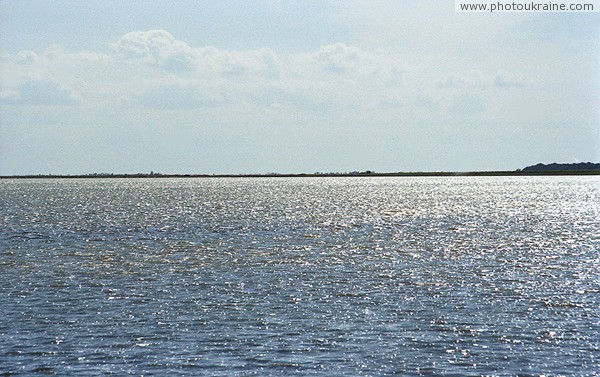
<box><xmin>2</xmin><ymin>169</ymin><xmax>600</xmax><ymax>179</ymax></box>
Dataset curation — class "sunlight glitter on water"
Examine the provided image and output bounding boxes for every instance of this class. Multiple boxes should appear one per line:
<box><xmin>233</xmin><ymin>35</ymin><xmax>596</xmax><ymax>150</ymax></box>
<box><xmin>1</xmin><ymin>176</ymin><xmax>599</xmax><ymax>375</ymax></box>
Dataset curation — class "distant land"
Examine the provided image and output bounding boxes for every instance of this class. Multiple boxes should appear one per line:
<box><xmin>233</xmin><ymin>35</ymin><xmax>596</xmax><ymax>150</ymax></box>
<box><xmin>1</xmin><ymin>163</ymin><xmax>599</xmax><ymax>179</ymax></box>
<box><xmin>520</xmin><ymin>162</ymin><xmax>600</xmax><ymax>172</ymax></box>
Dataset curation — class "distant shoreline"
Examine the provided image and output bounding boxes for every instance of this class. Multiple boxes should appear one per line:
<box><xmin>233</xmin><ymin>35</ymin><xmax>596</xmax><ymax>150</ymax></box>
<box><xmin>1</xmin><ymin>170</ymin><xmax>599</xmax><ymax>179</ymax></box>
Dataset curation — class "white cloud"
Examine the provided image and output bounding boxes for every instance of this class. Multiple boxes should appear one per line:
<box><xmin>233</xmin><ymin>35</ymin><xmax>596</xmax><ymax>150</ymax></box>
<box><xmin>204</xmin><ymin>47</ymin><xmax>282</xmax><ymax>78</ymax></box>
<box><xmin>0</xmin><ymin>30</ymin><xmax>547</xmax><ymax>127</ymax></box>
<box><xmin>314</xmin><ymin>42</ymin><xmax>364</xmax><ymax>73</ymax></box>
<box><xmin>0</xmin><ymin>89</ymin><xmax>21</xmax><ymax>101</ymax></box>
<box><xmin>112</xmin><ymin>29</ymin><xmax>197</xmax><ymax>71</ymax></box>
<box><xmin>136</xmin><ymin>80</ymin><xmax>228</xmax><ymax>110</ymax></box>
<box><xmin>3</xmin><ymin>78</ymin><xmax>77</xmax><ymax>106</ymax></box>
<box><xmin>308</xmin><ymin>43</ymin><xmax>407</xmax><ymax>85</ymax></box>
<box><xmin>111</xmin><ymin>29</ymin><xmax>282</xmax><ymax>78</ymax></box>
<box><xmin>15</xmin><ymin>49</ymin><xmax>38</xmax><ymax>64</ymax></box>
<box><xmin>88</xmin><ymin>32</ymin><xmax>408</xmax><ymax>114</ymax></box>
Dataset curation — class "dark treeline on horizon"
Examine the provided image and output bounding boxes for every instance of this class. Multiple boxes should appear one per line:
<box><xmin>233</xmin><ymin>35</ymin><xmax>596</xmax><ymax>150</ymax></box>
<box><xmin>521</xmin><ymin>162</ymin><xmax>600</xmax><ymax>172</ymax></box>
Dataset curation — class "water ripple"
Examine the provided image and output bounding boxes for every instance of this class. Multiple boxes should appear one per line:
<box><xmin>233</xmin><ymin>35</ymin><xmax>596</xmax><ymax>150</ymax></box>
<box><xmin>1</xmin><ymin>177</ymin><xmax>598</xmax><ymax>375</ymax></box>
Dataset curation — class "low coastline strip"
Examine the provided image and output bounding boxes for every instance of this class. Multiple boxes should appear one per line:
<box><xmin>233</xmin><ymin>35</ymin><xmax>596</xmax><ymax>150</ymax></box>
<box><xmin>2</xmin><ymin>171</ymin><xmax>599</xmax><ymax>180</ymax></box>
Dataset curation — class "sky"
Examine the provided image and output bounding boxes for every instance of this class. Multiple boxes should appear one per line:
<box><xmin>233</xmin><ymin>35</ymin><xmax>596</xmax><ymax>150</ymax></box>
<box><xmin>1</xmin><ymin>0</ymin><xmax>599</xmax><ymax>175</ymax></box>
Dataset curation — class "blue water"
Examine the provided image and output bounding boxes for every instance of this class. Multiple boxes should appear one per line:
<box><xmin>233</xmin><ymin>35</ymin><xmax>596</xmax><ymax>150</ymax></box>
<box><xmin>1</xmin><ymin>177</ymin><xmax>599</xmax><ymax>375</ymax></box>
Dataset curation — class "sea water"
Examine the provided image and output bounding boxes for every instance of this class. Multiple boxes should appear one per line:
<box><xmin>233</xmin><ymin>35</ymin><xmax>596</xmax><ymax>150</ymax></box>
<box><xmin>1</xmin><ymin>176</ymin><xmax>598</xmax><ymax>375</ymax></box>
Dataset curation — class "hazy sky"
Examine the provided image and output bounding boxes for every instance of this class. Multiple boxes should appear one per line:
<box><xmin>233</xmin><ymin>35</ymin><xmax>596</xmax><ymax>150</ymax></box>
<box><xmin>1</xmin><ymin>0</ymin><xmax>599</xmax><ymax>174</ymax></box>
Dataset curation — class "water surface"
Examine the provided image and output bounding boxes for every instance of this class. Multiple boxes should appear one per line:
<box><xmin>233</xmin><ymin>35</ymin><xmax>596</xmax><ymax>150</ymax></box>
<box><xmin>1</xmin><ymin>177</ymin><xmax>599</xmax><ymax>375</ymax></box>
